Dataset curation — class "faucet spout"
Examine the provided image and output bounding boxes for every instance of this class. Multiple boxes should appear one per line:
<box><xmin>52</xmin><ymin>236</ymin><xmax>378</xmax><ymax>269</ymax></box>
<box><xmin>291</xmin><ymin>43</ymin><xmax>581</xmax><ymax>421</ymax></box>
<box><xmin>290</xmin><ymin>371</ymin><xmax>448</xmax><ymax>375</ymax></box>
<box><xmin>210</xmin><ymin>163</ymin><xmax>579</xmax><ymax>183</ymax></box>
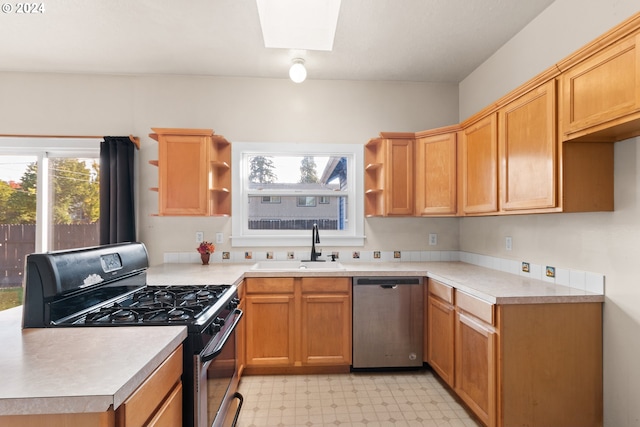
<box><xmin>311</xmin><ymin>223</ymin><xmax>320</xmax><ymax>261</ymax></box>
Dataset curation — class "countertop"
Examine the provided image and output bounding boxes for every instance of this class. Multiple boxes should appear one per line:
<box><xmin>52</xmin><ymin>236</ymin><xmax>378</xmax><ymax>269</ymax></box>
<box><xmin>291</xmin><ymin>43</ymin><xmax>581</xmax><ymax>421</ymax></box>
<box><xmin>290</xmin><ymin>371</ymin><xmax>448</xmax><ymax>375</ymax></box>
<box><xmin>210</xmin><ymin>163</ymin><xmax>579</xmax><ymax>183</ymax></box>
<box><xmin>147</xmin><ymin>260</ymin><xmax>604</xmax><ymax>304</ymax></box>
<box><xmin>0</xmin><ymin>306</ymin><xmax>187</xmax><ymax>416</ymax></box>
<box><xmin>0</xmin><ymin>260</ymin><xmax>602</xmax><ymax>417</ymax></box>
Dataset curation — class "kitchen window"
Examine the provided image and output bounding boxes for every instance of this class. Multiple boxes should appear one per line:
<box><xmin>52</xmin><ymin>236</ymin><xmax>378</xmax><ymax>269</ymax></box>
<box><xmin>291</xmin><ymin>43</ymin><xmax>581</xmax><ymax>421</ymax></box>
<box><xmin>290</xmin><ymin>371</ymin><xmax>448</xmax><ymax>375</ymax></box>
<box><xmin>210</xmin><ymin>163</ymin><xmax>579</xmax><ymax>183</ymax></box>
<box><xmin>231</xmin><ymin>142</ymin><xmax>364</xmax><ymax>247</ymax></box>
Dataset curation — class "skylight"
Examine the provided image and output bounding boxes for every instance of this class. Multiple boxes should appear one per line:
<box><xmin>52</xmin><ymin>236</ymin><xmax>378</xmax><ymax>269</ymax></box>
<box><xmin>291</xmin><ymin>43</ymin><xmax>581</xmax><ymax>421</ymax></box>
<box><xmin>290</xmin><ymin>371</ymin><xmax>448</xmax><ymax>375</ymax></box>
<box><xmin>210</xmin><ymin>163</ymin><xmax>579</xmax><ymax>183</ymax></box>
<box><xmin>256</xmin><ymin>0</ymin><xmax>341</xmax><ymax>51</ymax></box>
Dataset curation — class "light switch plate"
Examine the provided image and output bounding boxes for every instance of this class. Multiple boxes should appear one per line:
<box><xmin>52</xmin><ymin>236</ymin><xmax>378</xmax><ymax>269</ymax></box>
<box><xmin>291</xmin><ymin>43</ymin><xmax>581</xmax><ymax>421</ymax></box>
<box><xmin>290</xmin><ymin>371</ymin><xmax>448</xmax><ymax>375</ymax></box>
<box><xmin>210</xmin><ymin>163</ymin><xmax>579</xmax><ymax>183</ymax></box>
<box><xmin>215</xmin><ymin>232</ymin><xmax>224</xmax><ymax>244</ymax></box>
<box><xmin>506</xmin><ymin>236</ymin><xmax>512</xmax><ymax>251</ymax></box>
<box><xmin>195</xmin><ymin>232</ymin><xmax>204</xmax><ymax>243</ymax></box>
<box><xmin>429</xmin><ymin>233</ymin><xmax>437</xmax><ymax>246</ymax></box>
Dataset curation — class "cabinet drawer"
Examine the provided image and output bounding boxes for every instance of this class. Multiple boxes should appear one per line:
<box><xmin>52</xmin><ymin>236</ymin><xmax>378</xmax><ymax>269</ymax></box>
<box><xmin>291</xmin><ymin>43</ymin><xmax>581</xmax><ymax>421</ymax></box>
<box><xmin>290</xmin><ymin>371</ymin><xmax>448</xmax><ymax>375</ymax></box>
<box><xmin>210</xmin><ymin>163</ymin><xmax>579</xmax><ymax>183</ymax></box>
<box><xmin>456</xmin><ymin>291</ymin><xmax>494</xmax><ymax>325</ymax></box>
<box><xmin>117</xmin><ymin>345</ymin><xmax>183</xmax><ymax>427</ymax></box>
<box><xmin>428</xmin><ymin>279</ymin><xmax>454</xmax><ymax>304</ymax></box>
<box><xmin>301</xmin><ymin>277</ymin><xmax>351</xmax><ymax>293</ymax></box>
<box><xmin>246</xmin><ymin>278</ymin><xmax>295</xmax><ymax>294</ymax></box>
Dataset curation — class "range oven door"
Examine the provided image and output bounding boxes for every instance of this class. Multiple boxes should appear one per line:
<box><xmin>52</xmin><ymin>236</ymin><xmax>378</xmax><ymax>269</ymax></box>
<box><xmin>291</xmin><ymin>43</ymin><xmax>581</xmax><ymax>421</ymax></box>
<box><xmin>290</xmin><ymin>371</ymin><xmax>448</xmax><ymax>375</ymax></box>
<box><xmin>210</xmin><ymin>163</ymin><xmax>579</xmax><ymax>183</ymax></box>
<box><xmin>196</xmin><ymin>308</ymin><xmax>244</xmax><ymax>427</ymax></box>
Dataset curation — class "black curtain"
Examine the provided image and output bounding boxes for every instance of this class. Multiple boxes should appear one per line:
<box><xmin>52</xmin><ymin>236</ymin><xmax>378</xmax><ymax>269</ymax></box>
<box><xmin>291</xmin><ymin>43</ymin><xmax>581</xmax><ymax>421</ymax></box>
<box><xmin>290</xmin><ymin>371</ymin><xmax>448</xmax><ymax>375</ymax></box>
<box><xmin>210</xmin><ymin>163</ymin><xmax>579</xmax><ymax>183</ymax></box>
<box><xmin>100</xmin><ymin>136</ymin><xmax>136</xmax><ymax>245</ymax></box>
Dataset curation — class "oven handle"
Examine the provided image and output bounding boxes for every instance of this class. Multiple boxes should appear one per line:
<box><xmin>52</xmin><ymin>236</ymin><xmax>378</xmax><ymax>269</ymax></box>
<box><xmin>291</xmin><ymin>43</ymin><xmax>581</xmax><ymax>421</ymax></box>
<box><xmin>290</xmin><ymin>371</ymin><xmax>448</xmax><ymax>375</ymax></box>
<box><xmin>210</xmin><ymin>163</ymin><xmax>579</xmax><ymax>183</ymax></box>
<box><xmin>201</xmin><ymin>308</ymin><xmax>243</xmax><ymax>363</ymax></box>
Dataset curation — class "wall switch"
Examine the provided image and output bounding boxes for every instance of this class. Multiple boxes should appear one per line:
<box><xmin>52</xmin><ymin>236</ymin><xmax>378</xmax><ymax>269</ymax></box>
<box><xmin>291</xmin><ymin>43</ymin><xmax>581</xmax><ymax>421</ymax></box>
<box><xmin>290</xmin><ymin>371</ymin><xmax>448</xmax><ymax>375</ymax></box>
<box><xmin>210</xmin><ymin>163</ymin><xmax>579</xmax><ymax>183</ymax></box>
<box><xmin>506</xmin><ymin>236</ymin><xmax>512</xmax><ymax>251</ymax></box>
<box><xmin>195</xmin><ymin>232</ymin><xmax>204</xmax><ymax>243</ymax></box>
<box><xmin>429</xmin><ymin>233</ymin><xmax>437</xmax><ymax>246</ymax></box>
<box><xmin>215</xmin><ymin>232</ymin><xmax>224</xmax><ymax>244</ymax></box>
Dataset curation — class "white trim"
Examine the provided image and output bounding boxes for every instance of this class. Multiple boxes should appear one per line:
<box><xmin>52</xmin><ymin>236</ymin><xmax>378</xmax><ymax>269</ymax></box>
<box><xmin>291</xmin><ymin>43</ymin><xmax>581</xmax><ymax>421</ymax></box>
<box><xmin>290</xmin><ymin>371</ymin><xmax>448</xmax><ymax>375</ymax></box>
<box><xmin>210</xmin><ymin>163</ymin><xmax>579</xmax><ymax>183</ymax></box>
<box><xmin>231</xmin><ymin>142</ymin><xmax>364</xmax><ymax>247</ymax></box>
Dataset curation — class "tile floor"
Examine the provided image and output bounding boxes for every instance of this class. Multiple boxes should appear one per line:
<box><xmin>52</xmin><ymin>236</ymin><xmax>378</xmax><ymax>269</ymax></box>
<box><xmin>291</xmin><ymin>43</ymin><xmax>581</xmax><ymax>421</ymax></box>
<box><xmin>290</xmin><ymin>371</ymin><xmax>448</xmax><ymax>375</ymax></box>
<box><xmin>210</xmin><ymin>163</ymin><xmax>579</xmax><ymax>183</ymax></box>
<box><xmin>236</xmin><ymin>369</ymin><xmax>483</xmax><ymax>427</ymax></box>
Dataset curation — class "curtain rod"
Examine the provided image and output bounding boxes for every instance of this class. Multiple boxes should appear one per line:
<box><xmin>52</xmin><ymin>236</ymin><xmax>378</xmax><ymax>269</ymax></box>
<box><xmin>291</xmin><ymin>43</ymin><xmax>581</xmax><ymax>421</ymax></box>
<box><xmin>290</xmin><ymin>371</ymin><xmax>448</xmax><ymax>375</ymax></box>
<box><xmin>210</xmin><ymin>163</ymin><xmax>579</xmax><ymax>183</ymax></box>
<box><xmin>0</xmin><ymin>134</ymin><xmax>140</xmax><ymax>150</ymax></box>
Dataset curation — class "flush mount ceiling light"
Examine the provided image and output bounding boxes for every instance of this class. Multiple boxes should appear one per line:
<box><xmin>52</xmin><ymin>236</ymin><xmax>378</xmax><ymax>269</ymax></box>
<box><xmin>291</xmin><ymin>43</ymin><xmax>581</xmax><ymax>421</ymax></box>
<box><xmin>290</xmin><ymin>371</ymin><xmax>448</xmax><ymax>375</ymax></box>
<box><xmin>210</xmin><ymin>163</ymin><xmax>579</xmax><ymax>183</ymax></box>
<box><xmin>289</xmin><ymin>58</ymin><xmax>307</xmax><ymax>83</ymax></box>
<box><xmin>256</xmin><ymin>0</ymin><xmax>341</xmax><ymax>51</ymax></box>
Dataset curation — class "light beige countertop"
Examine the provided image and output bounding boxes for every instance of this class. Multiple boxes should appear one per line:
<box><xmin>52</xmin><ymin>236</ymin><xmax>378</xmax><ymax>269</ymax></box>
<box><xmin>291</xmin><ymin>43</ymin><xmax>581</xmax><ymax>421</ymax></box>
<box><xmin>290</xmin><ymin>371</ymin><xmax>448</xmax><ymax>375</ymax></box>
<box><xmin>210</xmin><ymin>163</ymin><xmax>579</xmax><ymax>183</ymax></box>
<box><xmin>0</xmin><ymin>306</ymin><xmax>187</xmax><ymax>416</ymax></box>
<box><xmin>0</xmin><ymin>260</ymin><xmax>601</xmax><ymax>417</ymax></box>
<box><xmin>147</xmin><ymin>260</ymin><xmax>604</xmax><ymax>304</ymax></box>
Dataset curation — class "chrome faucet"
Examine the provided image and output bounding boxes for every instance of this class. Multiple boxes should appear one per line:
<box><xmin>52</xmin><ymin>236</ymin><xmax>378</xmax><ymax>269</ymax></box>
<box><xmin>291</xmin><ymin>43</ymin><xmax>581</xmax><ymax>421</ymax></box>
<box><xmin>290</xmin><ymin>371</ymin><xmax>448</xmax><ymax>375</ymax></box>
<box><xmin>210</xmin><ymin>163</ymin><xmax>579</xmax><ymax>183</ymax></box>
<box><xmin>310</xmin><ymin>223</ymin><xmax>321</xmax><ymax>261</ymax></box>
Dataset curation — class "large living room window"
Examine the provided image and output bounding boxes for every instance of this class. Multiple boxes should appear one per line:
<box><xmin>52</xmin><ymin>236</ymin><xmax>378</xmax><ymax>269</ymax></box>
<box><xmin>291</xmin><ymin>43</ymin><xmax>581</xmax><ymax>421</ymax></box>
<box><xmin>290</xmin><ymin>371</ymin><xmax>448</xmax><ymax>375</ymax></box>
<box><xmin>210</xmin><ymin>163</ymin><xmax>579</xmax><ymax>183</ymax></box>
<box><xmin>231</xmin><ymin>142</ymin><xmax>364</xmax><ymax>247</ymax></box>
<box><xmin>0</xmin><ymin>137</ymin><xmax>100</xmax><ymax>309</ymax></box>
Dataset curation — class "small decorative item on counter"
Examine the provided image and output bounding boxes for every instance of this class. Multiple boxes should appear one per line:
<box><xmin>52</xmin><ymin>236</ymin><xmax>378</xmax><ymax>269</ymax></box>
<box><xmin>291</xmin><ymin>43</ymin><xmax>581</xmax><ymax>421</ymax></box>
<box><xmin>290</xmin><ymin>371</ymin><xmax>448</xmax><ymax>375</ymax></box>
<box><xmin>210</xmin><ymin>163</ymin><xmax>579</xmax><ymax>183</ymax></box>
<box><xmin>197</xmin><ymin>241</ymin><xmax>215</xmax><ymax>265</ymax></box>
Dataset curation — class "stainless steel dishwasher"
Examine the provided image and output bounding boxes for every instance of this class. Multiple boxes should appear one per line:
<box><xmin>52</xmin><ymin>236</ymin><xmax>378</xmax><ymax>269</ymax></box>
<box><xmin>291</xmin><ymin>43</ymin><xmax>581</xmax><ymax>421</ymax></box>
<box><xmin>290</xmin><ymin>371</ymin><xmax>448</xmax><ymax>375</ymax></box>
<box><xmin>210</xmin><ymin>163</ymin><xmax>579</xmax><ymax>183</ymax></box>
<box><xmin>352</xmin><ymin>276</ymin><xmax>424</xmax><ymax>369</ymax></box>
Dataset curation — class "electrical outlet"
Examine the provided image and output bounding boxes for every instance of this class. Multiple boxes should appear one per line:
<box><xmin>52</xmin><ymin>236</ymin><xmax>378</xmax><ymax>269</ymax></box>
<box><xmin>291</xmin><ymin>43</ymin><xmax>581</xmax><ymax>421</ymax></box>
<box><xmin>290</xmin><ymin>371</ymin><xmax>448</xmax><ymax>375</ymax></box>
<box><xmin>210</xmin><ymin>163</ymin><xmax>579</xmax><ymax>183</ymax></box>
<box><xmin>429</xmin><ymin>233</ymin><xmax>437</xmax><ymax>246</ymax></box>
<box><xmin>215</xmin><ymin>232</ymin><xmax>223</xmax><ymax>244</ymax></box>
<box><xmin>506</xmin><ymin>236</ymin><xmax>512</xmax><ymax>251</ymax></box>
<box><xmin>195</xmin><ymin>231</ymin><xmax>204</xmax><ymax>243</ymax></box>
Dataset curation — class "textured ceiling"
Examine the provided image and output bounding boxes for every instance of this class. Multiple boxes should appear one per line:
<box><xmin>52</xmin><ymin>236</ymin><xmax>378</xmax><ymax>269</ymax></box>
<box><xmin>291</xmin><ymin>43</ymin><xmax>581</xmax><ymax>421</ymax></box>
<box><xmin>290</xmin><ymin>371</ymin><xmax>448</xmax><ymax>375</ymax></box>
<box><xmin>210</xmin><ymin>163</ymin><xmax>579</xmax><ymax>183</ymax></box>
<box><xmin>0</xmin><ymin>0</ymin><xmax>555</xmax><ymax>82</ymax></box>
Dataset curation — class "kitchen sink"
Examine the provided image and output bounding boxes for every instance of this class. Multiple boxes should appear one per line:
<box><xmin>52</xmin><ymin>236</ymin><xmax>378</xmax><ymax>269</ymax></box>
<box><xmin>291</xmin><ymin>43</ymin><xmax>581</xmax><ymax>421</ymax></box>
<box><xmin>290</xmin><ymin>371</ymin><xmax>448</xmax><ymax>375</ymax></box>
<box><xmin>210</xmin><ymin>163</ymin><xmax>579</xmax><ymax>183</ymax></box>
<box><xmin>250</xmin><ymin>260</ymin><xmax>346</xmax><ymax>271</ymax></box>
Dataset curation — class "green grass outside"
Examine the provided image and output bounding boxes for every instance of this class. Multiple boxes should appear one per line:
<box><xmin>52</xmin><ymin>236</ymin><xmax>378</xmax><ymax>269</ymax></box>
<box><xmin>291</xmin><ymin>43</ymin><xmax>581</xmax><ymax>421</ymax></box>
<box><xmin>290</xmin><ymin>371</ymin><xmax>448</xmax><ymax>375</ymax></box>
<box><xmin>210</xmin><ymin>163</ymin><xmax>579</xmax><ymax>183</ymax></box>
<box><xmin>0</xmin><ymin>287</ymin><xmax>23</xmax><ymax>311</ymax></box>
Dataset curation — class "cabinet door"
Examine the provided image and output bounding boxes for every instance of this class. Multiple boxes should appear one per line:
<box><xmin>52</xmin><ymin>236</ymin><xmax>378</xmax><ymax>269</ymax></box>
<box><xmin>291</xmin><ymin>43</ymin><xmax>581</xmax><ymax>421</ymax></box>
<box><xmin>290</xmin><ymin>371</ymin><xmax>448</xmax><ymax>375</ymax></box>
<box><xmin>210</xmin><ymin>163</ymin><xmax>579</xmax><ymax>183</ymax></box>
<box><xmin>301</xmin><ymin>293</ymin><xmax>351</xmax><ymax>366</ymax></box>
<box><xmin>499</xmin><ymin>80</ymin><xmax>557</xmax><ymax>211</ymax></box>
<box><xmin>415</xmin><ymin>133</ymin><xmax>457</xmax><ymax>215</ymax></box>
<box><xmin>562</xmin><ymin>33</ymin><xmax>640</xmax><ymax>139</ymax></box>
<box><xmin>245</xmin><ymin>295</ymin><xmax>295</xmax><ymax>367</ymax></box>
<box><xmin>427</xmin><ymin>295</ymin><xmax>455</xmax><ymax>386</ymax></box>
<box><xmin>461</xmin><ymin>114</ymin><xmax>498</xmax><ymax>214</ymax></box>
<box><xmin>384</xmin><ymin>139</ymin><xmax>415</xmax><ymax>215</ymax></box>
<box><xmin>455</xmin><ymin>311</ymin><xmax>496</xmax><ymax>427</ymax></box>
<box><xmin>158</xmin><ymin>134</ymin><xmax>209</xmax><ymax>216</ymax></box>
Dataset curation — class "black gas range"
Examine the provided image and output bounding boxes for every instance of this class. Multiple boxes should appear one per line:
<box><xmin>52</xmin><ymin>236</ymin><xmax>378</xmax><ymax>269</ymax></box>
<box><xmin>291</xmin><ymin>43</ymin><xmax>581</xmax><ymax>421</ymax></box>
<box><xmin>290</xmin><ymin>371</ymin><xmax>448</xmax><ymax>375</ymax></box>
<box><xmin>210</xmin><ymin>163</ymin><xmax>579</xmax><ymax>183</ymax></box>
<box><xmin>22</xmin><ymin>242</ymin><xmax>243</xmax><ymax>427</ymax></box>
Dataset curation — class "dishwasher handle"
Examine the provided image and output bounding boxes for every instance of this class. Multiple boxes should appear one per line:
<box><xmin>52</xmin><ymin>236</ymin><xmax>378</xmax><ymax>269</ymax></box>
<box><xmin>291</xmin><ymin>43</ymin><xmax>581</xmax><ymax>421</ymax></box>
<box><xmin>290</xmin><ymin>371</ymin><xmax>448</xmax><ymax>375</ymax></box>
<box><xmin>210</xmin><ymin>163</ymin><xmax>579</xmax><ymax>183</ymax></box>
<box><xmin>353</xmin><ymin>277</ymin><xmax>423</xmax><ymax>286</ymax></box>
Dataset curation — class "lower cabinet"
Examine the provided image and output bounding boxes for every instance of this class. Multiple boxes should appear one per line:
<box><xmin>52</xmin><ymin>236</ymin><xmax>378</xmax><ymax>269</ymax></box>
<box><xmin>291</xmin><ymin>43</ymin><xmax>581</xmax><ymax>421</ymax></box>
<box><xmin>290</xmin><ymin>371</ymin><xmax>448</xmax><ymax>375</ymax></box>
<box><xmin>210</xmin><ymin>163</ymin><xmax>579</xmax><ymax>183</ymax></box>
<box><xmin>0</xmin><ymin>345</ymin><xmax>184</xmax><ymax>427</ymax></box>
<box><xmin>455</xmin><ymin>302</ymin><xmax>497</xmax><ymax>427</ymax></box>
<box><xmin>115</xmin><ymin>344</ymin><xmax>183</xmax><ymax>427</ymax></box>
<box><xmin>426</xmin><ymin>282</ymin><xmax>603</xmax><ymax>427</ymax></box>
<box><xmin>426</xmin><ymin>280</ymin><xmax>455</xmax><ymax>387</ymax></box>
<box><xmin>243</xmin><ymin>277</ymin><xmax>351</xmax><ymax>373</ymax></box>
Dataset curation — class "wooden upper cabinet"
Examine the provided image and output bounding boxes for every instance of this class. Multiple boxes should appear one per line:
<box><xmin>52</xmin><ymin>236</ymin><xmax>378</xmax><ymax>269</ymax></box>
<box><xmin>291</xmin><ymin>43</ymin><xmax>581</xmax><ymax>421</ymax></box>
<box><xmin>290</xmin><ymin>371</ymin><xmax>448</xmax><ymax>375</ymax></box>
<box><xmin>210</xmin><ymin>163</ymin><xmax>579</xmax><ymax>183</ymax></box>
<box><xmin>149</xmin><ymin>128</ymin><xmax>231</xmax><ymax>216</ymax></box>
<box><xmin>461</xmin><ymin>113</ymin><xmax>498</xmax><ymax>215</ymax></box>
<box><xmin>364</xmin><ymin>134</ymin><xmax>414</xmax><ymax>216</ymax></box>
<box><xmin>561</xmin><ymin>32</ymin><xmax>640</xmax><ymax>142</ymax></box>
<box><xmin>499</xmin><ymin>80</ymin><xmax>557</xmax><ymax>211</ymax></box>
<box><xmin>415</xmin><ymin>129</ymin><xmax>457</xmax><ymax>216</ymax></box>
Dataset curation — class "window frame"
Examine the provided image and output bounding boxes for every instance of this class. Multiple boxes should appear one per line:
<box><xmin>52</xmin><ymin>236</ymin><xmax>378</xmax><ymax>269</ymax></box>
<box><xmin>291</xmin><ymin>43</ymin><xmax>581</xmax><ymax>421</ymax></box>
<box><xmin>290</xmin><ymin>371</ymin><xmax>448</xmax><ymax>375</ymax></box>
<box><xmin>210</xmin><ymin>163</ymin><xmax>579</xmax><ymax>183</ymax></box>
<box><xmin>231</xmin><ymin>142</ymin><xmax>365</xmax><ymax>247</ymax></box>
<box><xmin>0</xmin><ymin>137</ymin><xmax>100</xmax><ymax>252</ymax></box>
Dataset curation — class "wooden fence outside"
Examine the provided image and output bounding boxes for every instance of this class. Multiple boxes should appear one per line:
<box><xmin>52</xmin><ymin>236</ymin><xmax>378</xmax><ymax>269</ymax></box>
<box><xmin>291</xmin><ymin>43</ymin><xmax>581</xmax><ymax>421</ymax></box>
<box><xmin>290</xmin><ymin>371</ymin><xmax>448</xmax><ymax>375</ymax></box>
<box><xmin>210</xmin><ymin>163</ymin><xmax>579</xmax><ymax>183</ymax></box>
<box><xmin>0</xmin><ymin>224</ymin><xmax>99</xmax><ymax>288</ymax></box>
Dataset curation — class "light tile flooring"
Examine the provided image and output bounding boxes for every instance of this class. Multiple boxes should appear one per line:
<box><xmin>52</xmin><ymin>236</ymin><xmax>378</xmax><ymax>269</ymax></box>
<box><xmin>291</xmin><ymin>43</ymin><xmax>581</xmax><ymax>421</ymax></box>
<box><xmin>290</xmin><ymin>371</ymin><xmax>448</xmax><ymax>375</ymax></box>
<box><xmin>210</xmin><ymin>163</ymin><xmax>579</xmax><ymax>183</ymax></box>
<box><xmin>236</xmin><ymin>369</ymin><xmax>482</xmax><ymax>427</ymax></box>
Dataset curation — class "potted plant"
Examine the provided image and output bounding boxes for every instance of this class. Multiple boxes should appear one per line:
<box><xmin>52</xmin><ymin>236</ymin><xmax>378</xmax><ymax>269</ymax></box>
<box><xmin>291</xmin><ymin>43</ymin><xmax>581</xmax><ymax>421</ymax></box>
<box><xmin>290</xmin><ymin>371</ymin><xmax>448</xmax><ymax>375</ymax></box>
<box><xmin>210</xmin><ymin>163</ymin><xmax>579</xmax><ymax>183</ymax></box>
<box><xmin>197</xmin><ymin>241</ymin><xmax>215</xmax><ymax>265</ymax></box>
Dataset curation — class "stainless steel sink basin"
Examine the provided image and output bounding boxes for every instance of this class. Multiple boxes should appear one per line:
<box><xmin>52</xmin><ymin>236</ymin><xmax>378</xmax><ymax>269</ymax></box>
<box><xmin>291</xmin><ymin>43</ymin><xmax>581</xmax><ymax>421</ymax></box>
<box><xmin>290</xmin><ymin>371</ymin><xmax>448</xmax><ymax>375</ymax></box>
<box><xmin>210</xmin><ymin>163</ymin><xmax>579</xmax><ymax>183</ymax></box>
<box><xmin>250</xmin><ymin>260</ymin><xmax>346</xmax><ymax>271</ymax></box>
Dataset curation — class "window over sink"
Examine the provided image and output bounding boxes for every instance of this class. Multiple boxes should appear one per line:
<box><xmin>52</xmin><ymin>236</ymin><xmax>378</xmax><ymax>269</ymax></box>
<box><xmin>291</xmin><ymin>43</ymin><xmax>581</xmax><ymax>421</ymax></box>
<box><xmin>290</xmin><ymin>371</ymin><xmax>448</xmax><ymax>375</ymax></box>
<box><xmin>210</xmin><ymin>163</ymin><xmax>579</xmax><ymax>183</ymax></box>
<box><xmin>231</xmin><ymin>142</ymin><xmax>364</xmax><ymax>247</ymax></box>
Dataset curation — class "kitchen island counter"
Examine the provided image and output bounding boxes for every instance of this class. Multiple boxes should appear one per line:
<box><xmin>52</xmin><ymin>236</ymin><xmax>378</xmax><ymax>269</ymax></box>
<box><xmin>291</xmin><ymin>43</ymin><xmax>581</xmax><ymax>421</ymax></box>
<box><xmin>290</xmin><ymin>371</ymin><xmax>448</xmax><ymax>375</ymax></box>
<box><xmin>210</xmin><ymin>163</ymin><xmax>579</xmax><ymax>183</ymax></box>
<box><xmin>0</xmin><ymin>306</ymin><xmax>187</xmax><ymax>416</ymax></box>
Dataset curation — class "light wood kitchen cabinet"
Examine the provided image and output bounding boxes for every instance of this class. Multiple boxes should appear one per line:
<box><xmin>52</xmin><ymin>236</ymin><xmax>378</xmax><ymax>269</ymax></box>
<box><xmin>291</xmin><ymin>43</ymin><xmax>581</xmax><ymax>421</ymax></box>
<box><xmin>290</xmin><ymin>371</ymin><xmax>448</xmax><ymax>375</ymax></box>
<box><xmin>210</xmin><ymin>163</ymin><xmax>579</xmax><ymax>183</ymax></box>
<box><xmin>115</xmin><ymin>344</ymin><xmax>183</xmax><ymax>427</ymax></box>
<box><xmin>560</xmin><ymin>31</ymin><xmax>640</xmax><ymax>142</ymax></box>
<box><xmin>244</xmin><ymin>278</ymin><xmax>296</xmax><ymax>368</ymax></box>
<box><xmin>243</xmin><ymin>277</ymin><xmax>351</xmax><ymax>374</ymax></box>
<box><xmin>149</xmin><ymin>128</ymin><xmax>231</xmax><ymax>216</ymax></box>
<box><xmin>499</xmin><ymin>80</ymin><xmax>557</xmax><ymax>212</ymax></box>
<box><xmin>455</xmin><ymin>291</ymin><xmax>496</xmax><ymax>427</ymax></box>
<box><xmin>460</xmin><ymin>113</ymin><xmax>498</xmax><ymax>215</ymax></box>
<box><xmin>426</xmin><ymin>279</ymin><xmax>455</xmax><ymax>387</ymax></box>
<box><xmin>364</xmin><ymin>134</ymin><xmax>415</xmax><ymax>216</ymax></box>
<box><xmin>415</xmin><ymin>128</ymin><xmax>458</xmax><ymax>216</ymax></box>
<box><xmin>301</xmin><ymin>277</ymin><xmax>352</xmax><ymax>366</ymax></box>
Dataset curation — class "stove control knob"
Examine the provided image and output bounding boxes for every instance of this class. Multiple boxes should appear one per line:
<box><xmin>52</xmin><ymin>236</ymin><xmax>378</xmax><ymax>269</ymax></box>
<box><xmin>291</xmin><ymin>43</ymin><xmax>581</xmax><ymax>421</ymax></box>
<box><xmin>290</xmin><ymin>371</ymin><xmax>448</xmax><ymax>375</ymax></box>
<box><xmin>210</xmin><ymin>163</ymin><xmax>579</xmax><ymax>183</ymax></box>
<box><xmin>227</xmin><ymin>298</ymin><xmax>240</xmax><ymax>309</ymax></box>
<box><xmin>211</xmin><ymin>323</ymin><xmax>222</xmax><ymax>333</ymax></box>
<box><xmin>214</xmin><ymin>317</ymin><xmax>225</xmax><ymax>326</ymax></box>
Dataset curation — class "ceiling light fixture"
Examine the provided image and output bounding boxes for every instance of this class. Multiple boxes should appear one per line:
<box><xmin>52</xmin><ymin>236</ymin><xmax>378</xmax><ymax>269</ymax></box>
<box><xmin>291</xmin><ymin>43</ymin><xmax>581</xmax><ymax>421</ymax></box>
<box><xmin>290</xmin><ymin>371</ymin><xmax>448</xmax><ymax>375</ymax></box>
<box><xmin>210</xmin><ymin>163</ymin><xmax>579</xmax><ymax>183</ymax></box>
<box><xmin>289</xmin><ymin>58</ymin><xmax>307</xmax><ymax>83</ymax></box>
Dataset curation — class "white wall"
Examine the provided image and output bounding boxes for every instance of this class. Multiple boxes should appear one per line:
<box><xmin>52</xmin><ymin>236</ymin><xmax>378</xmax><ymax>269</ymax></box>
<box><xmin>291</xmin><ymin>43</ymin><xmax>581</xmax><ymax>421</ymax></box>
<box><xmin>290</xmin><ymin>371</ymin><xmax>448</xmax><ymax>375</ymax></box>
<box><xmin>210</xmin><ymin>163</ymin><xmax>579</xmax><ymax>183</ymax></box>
<box><xmin>459</xmin><ymin>1</ymin><xmax>640</xmax><ymax>426</ymax></box>
<box><xmin>0</xmin><ymin>73</ymin><xmax>460</xmax><ymax>265</ymax></box>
